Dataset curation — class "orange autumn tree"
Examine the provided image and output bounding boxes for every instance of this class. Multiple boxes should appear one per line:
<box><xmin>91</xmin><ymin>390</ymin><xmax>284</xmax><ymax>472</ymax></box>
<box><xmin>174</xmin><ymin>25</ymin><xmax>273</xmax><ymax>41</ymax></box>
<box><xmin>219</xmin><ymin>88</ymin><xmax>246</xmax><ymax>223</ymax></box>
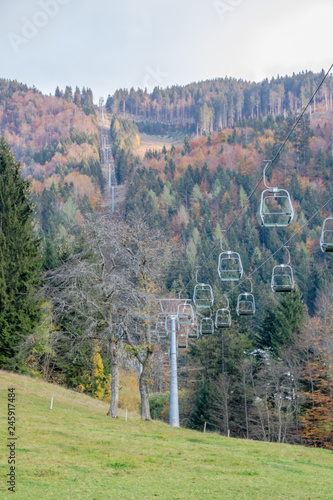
<box><xmin>301</xmin><ymin>289</ymin><xmax>333</xmax><ymax>449</ymax></box>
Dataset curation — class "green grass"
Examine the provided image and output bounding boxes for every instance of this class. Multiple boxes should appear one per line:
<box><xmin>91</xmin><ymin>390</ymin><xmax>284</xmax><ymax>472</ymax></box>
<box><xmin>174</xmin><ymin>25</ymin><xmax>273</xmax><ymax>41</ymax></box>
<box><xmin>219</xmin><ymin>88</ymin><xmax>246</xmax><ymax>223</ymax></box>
<box><xmin>1</xmin><ymin>371</ymin><xmax>333</xmax><ymax>499</ymax></box>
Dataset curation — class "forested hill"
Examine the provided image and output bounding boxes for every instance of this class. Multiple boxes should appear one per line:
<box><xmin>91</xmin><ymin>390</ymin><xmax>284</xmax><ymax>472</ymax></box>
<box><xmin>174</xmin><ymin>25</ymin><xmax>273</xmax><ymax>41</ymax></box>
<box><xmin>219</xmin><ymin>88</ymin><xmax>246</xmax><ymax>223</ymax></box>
<box><xmin>123</xmin><ymin>106</ymin><xmax>333</xmax><ymax>317</ymax></box>
<box><xmin>106</xmin><ymin>70</ymin><xmax>333</xmax><ymax>134</ymax></box>
<box><xmin>1</xmin><ymin>73</ymin><xmax>333</xmax><ymax>448</ymax></box>
<box><xmin>117</xmin><ymin>84</ymin><xmax>333</xmax><ymax>446</ymax></box>
<box><xmin>0</xmin><ymin>79</ymin><xmax>103</xmax><ymax>265</ymax></box>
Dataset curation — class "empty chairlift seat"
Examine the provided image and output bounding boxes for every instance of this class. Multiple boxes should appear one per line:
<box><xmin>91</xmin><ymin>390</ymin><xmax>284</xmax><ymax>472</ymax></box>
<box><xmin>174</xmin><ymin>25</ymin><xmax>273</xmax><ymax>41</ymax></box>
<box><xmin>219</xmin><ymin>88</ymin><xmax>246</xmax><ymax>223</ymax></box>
<box><xmin>259</xmin><ymin>161</ymin><xmax>294</xmax><ymax>227</ymax></box>
<box><xmin>218</xmin><ymin>251</ymin><xmax>243</xmax><ymax>281</ymax></box>
<box><xmin>271</xmin><ymin>264</ymin><xmax>294</xmax><ymax>292</ymax></box>
<box><xmin>271</xmin><ymin>246</ymin><xmax>295</xmax><ymax>293</ymax></box>
<box><xmin>215</xmin><ymin>308</ymin><xmax>231</xmax><ymax>328</ymax></box>
<box><xmin>187</xmin><ymin>323</ymin><xmax>200</xmax><ymax>339</ymax></box>
<box><xmin>155</xmin><ymin>313</ymin><xmax>168</xmax><ymax>339</ymax></box>
<box><xmin>177</xmin><ymin>332</ymin><xmax>188</xmax><ymax>349</ymax></box>
<box><xmin>320</xmin><ymin>218</ymin><xmax>333</xmax><ymax>253</ymax></box>
<box><xmin>236</xmin><ymin>293</ymin><xmax>255</xmax><ymax>316</ymax></box>
<box><xmin>260</xmin><ymin>188</ymin><xmax>294</xmax><ymax>227</ymax></box>
<box><xmin>215</xmin><ymin>296</ymin><xmax>231</xmax><ymax>328</ymax></box>
<box><xmin>193</xmin><ymin>283</ymin><xmax>214</xmax><ymax>309</ymax></box>
<box><xmin>200</xmin><ymin>317</ymin><xmax>214</xmax><ymax>335</ymax></box>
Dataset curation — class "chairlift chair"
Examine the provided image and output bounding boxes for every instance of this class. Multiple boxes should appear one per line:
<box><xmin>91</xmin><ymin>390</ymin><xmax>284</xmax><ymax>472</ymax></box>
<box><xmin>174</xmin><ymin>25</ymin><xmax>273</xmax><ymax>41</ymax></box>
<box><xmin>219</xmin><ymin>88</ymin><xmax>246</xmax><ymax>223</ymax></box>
<box><xmin>187</xmin><ymin>323</ymin><xmax>200</xmax><ymax>339</ymax></box>
<box><xmin>193</xmin><ymin>283</ymin><xmax>214</xmax><ymax>308</ymax></box>
<box><xmin>218</xmin><ymin>235</ymin><xmax>243</xmax><ymax>281</ymax></box>
<box><xmin>215</xmin><ymin>308</ymin><xmax>231</xmax><ymax>328</ymax></box>
<box><xmin>271</xmin><ymin>264</ymin><xmax>294</xmax><ymax>292</ymax></box>
<box><xmin>236</xmin><ymin>278</ymin><xmax>255</xmax><ymax>316</ymax></box>
<box><xmin>155</xmin><ymin>313</ymin><xmax>168</xmax><ymax>339</ymax></box>
<box><xmin>177</xmin><ymin>303</ymin><xmax>194</xmax><ymax>325</ymax></box>
<box><xmin>200</xmin><ymin>317</ymin><xmax>214</xmax><ymax>335</ymax></box>
<box><xmin>218</xmin><ymin>251</ymin><xmax>243</xmax><ymax>281</ymax></box>
<box><xmin>320</xmin><ymin>218</ymin><xmax>333</xmax><ymax>252</ymax></box>
<box><xmin>177</xmin><ymin>332</ymin><xmax>188</xmax><ymax>349</ymax></box>
<box><xmin>271</xmin><ymin>246</ymin><xmax>295</xmax><ymax>292</ymax></box>
<box><xmin>193</xmin><ymin>270</ymin><xmax>214</xmax><ymax>309</ymax></box>
<box><xmin>215</xmin><ymin>296</ymin><xmax>231</xmax><ymax>328</ymax></box>
<box><xmin>236</xmin><ymin>293</ymin><xmax>256</xmax><ymax>316</ymax></box>
<box><xmin>260</xmin><ymin>161</ymin><xmax>294</xmax><ymax>227</ymax></box>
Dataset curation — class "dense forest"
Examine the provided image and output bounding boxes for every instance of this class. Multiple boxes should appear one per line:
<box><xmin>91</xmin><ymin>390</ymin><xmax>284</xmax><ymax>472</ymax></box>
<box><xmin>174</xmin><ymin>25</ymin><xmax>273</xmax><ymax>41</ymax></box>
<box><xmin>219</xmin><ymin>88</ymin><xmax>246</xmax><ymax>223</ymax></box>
<box><xmin>1</xmin><ymin>72</ymin><xmax>333</xmax><ymax>450</ymax></box>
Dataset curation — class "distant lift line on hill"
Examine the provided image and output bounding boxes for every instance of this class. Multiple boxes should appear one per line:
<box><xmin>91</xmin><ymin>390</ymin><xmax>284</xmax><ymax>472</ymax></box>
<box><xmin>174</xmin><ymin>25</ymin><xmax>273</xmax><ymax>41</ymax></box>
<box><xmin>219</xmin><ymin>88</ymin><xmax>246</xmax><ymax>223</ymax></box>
<box><xmin>99</xmin><ymin>97</ymin><xmax>118</xmax><ymax>212</ymax></box>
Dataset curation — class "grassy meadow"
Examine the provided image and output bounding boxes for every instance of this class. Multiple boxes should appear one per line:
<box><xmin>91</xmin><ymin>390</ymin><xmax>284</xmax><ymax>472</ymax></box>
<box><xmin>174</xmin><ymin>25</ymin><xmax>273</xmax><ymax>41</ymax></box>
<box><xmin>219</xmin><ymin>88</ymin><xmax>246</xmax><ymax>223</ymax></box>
<box><xmin>0</xmin><ymin>370</ymin><xmax>332</xmax><ymax>499</ymax></box>
<box><xmin>137</xmin><ymin>133</ymin><xmax>182</xmax><ymax>158</ymax></box>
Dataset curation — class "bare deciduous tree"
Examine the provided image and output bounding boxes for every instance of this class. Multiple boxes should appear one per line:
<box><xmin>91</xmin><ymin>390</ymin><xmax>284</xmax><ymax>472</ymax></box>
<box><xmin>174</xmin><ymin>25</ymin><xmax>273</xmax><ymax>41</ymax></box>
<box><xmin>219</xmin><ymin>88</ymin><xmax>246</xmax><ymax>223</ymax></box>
<box><xmin>118</xmin><ymin>217</ymin><xmax>172</xmax><ymax>420</ymax></box>
<box><xmin>42</xmin><ymin>214</ymin><xmax>171</xmax><ymax>420</ymax></box>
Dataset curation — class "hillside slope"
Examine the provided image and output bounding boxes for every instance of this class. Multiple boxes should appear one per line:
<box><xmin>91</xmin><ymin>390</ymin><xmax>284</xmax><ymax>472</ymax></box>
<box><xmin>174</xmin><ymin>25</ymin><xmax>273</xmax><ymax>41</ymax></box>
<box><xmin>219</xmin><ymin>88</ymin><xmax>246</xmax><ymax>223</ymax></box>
<box><xmin>0</xmin><ymin>79</ymin><xmax>104</xmax><ymax>262</ymax></box>
<box><xmin>0</xmin><ymin>371</ymin><xmax>332</xmax><ymax>499</ymax></box>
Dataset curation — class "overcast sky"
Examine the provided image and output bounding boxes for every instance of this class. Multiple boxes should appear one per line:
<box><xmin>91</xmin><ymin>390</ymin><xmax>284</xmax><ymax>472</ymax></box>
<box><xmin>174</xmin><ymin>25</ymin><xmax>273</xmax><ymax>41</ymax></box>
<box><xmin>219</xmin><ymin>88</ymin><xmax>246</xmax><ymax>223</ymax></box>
<box><xmin>1</xmin><ymin>0</ymin><xmax>332</xmax><ymax>101</ymax></box>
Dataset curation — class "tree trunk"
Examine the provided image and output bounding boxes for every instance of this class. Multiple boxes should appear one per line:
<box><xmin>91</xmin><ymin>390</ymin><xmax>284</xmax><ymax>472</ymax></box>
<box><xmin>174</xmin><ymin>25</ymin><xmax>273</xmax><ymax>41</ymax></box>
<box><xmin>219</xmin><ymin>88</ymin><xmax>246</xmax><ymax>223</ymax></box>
<box><xmin>139</xmin><ymin>351</ymin><xmax>153</xmax><ymax>420</ymax></box>
<box><xmin>108</xmin><ymin>337</ymin><xmax>119</xmax><ymax>418</ymax></box>
<box><xmin>242</xmin><ymin>368</ymin><xmax>249</xmax><ymax>439</ymax></box>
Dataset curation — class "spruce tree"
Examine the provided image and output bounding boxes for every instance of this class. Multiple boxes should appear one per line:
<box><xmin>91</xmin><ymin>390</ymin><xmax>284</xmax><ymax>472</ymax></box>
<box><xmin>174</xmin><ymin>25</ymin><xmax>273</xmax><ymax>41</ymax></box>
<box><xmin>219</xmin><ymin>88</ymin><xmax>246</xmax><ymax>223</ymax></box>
<box><xmin>257</xmin><ymin>289</ymin><xmax>305</xmax><ymax>356</ymax></box>
<box><xmin>0</xmin><ymin>139</ymin><xmax>42</xmax><ymax>369</ymax></box>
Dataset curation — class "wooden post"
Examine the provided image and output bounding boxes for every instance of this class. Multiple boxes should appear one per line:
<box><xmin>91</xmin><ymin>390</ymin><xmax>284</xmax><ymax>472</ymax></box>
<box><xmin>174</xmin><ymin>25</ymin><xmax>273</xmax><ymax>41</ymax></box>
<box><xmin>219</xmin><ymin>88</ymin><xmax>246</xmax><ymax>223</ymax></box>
<box><xmin>228</xmin><ymin>429</ymin><xmax>230</xmax><ymax>438</ymax></box>
<box><xmin>50</xmin><ymin>394</ymin><xmax>54</xmax><ymax>410</ymax></box>
<box><xmin>203</xmin><ymin>422</ymin><xmax>207</xmax><ymax>433</ymax></box>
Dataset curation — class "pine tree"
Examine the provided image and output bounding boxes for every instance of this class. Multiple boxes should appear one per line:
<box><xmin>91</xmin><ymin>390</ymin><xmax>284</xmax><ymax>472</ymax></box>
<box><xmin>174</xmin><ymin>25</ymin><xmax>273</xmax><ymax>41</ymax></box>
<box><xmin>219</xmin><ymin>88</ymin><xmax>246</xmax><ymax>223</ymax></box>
<box><xmin>73</xmin><ymin>86</ymin><xmax>81</xmax><ymax>107</ymax></box>
<box><xmin>257</xmin><ymin>289</ymin><xmax>306</xmax><ymax>356</ymax></box>
<box><xmin>0</xmin><ymin>139</ymin><xmax>42</xmax><ymax>369</ymax></box>
<box><xmin>63</xmin><ymin>86</ymin><xmax>73</xmax><ymax>103</ymax></box>
<box><xmin>184</xmin><ymin>134</ymin><xmax>191</xmax><ymax>154</ymax></box>
<box><xmin>188</xmin><ymin>380</ymin><xmax>211</xmax><ymax>430</ymax></box>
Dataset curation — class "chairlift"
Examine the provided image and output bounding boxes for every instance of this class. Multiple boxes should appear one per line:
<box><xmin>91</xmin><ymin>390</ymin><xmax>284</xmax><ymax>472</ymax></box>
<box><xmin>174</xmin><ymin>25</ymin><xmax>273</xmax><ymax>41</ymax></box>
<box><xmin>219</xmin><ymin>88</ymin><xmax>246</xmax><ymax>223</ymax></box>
<box><xmin>155</xmin><ymin>313</ymin><xmax>168</xmax><ymax>339</ymax></box>
<box><xmin>236</xmin><ymin>294</ymin><xmax>255</xmax><ymax>316</ymax></box>
<box><xmin>215</xmin><ymin>309</ymin><xmax>231</xmax><ymax>328</ymax></box>
<box><xmin>218</xmin><ymin>234</ymin><xmax>243</xmax><ymax>281</ymax></box>
<box><xmin>193</xmin><ymin>270</ymin><xmax>214</xmax><ymax>309</ymax></box>
<box><xmin>236</xmin><ymin>278</ymin><xmax>255</xmax><ymax>316</ymax></box>
<box><xmin>188</xmin><ymin>323</ymin><xmax>200</xmax><ymax>339</ymax></box>
<box><xmin>260</xmin><ymin>161</ymin><xmax>294</xmax><ymax>227</ymax></box>
<box><xmin>271</xmin><ymin>247</ymin><xmax>294</xmax><ymax>292</ymax></box>
<box><xmin>200</xmin><ymin>317</ymin><xmax>214</xmax><ymax>335</ymax></box>
<box><xmin>177</xmin><ymin>331</ymin><xmax>188</xmax><ymax>349</ymax></box>
<box><xmin>215</xmin><ymin>296</ymin><xmax>231</xmax><ymax>328</ymax></box>
<box><xmin>320</xmin><ymin>218</ymin><xmax>333</xmax><ymax>253</ymax></box>
<box><xmin>177</xmin><ymin>303</ymin><xmax>194</xmax><ymax>325</ymax></box>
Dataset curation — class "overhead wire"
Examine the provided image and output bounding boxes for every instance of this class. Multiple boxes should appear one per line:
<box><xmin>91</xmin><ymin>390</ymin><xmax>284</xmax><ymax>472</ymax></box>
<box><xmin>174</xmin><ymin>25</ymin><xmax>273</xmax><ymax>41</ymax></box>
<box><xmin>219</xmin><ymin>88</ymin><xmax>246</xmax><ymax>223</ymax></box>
<box><xmin>179</xmin><ymin>63</ymin><xmax>333</xmax><ymax>297</ymax></box>
<box><xmin>218</xmin><ymin>193</ymin><xmax>333</xmax><ymax>300</ymax></box>
<box><xmin>223</xmin><ymin>63</ymin><xmax>333</xmax><ymax>237</ymax></box>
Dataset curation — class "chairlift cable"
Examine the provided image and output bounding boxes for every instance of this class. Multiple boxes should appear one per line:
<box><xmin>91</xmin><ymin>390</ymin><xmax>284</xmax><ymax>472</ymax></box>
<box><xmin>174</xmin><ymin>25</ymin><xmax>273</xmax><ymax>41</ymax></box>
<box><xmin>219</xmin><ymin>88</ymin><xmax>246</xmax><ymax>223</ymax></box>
<box><xmin>218</xmin><ymin>193</ymin><xmax>333</xmax><ymax>300</ymax></box>
<box><xmin>268</xmin><ymin>64</ymin><xmax>333</xmax><ymax>168</ymax></box>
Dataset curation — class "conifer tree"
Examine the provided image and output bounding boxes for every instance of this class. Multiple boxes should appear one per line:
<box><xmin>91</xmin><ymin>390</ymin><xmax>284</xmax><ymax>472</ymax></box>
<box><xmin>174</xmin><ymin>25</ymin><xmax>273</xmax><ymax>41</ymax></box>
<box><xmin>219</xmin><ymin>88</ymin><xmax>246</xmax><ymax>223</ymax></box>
<box><xmin>257</xmin><ymin>289</ymin><xmax>306</xmax><ymax>356</ymax></box>
<box><xmin>0</xmin><ymin>139</ymin><xmax>42</xmax><ymax>369</ymax></box>
<box><xmin>184</xmin><ymin>134</ymin><xmax>191</xmax><ymax>154</ymax></box>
